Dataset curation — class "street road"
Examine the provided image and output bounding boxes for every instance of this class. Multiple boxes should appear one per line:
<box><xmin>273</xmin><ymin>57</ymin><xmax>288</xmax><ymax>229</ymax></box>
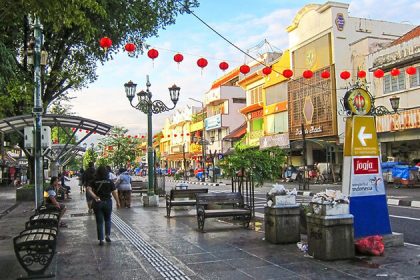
<box><xmin>165</xmin><ymin>180</ymin><xmax>420</xmax><ymax>246</ymax></box>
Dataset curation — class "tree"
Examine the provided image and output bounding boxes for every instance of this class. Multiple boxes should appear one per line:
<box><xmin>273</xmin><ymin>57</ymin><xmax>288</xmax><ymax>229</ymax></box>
<box><xmin>98</xmin><ymin>126</ymin><xmax>143</xmax><ymax>169</ymax></box>
<box><xmin>0</xmin><ymin>0</ymin><xmax>200</xmax><ymax>118</ymax></box>
<box><xmin>219</xmin><ymin>141</ymin><xmax>286</xmax><ymax>187</ymax></box>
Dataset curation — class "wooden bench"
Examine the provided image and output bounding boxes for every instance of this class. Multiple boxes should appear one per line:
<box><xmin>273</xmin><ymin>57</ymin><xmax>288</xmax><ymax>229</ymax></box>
<box><xmin>26</xmin><ymin>213</ymin><xmax>60</xmax><ymax>230</ymax></box>
<box><xmin>195</xmin><ymin>192</ymin><xmax>252</xmax><ymax>232</ymax></box>
<box><xmin>13</xmin><ymin>229</ymin><xmax>57</xmax><ymax>278</ymax></box>
<box><xmin>165</xmin><ymin>188</ymin><xmax>208</xmax><ymax>217</ymax></box>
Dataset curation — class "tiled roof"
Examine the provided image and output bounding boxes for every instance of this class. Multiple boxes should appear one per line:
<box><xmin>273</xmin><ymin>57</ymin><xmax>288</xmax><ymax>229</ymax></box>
<box><xmin>390</xmin><ymin>25</ymin><xmax>420</xmax><ymax>46</ymax></box>
<box><xmin>224</xmin><ymin>122</ymin><xmax>247</xmax><ymax>140</ymax></box>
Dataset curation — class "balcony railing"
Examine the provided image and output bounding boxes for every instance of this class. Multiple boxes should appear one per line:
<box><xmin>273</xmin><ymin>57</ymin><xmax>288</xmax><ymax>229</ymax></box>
<box><xmin>249</xmin><ymin>130</ymin><xmax>264</xmax><ymax>139</ymax></box>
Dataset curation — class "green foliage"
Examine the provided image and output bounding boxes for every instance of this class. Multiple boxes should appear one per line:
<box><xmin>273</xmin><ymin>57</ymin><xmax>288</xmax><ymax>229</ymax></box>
<box><xmin>0</xmin><ymin>0</ymin><xmax>199</xmax><ymax>118</ymax></box>
<box><xmin>83</xmin><ymin>147</ymin><xmax>98</xmax><ymax>169</ymax></box>
<box><xmin>219</xmin><ymin>142</ymin><xmax>286</xmax><ymax>187</ymax></box>
<box><xmin>49</xmin><ymin>101</ymin><xmax>77</xmax><ymax>145</ymax></box>
<box><xmin>98</xmin><ymin>126</ymin><xmax>143</xmax><ymax>169</ymax></box>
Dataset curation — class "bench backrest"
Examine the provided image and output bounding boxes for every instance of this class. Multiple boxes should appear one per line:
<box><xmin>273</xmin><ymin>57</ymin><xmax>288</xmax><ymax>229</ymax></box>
<box><xmin>196</xmin><ymin>192</ymin><xmax>244</xmax><ymax>206</ymax></box>
<box><xmin>170</xmin><ymin>188</ymin><xmax>208</xmax><ymax>200</ymax></box>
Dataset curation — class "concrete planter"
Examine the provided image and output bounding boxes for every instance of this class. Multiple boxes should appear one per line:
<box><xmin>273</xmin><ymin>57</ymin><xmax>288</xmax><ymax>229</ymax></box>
<box><xmin>16</xmin><ymin>186</ymin><xmax>35</xmax><ymax>202</ymax></box>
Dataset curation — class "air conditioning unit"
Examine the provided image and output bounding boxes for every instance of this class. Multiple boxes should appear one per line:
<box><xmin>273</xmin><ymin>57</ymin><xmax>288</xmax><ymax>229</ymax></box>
<box><xmin>24</xmin><ymin>126</ymin><xmax>51</xmax><ymax>149</ymax></box>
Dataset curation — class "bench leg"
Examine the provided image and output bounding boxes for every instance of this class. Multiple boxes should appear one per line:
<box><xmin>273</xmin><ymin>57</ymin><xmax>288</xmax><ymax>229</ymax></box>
<box><xmin>14</xmin><ymin>244</ymin><xmax>56</xmax><ymax>279</ymax></box>
<box><xmin>197</xmin><ymin>212</ymin><xmax>205</xmax><ymax>232</ymax></box>
<box><xmin>243</xmin><ymin>214</ymin><xmax>251</xmax><ymax>228</ymax></box>
<box><xmin>166</xmin><ymin>205</ymin><xmax>171</xmax><ymax>218</ymax></box>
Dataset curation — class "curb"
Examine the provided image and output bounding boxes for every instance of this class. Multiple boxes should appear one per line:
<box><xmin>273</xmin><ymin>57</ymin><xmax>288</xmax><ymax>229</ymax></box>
<box><xmin>296</xmin><ymin>191</ymin><xmax>420</xmax><ymax>208</ymax></box>
<box><xmin>168</xmin><ymin>179</ymin><xmax>226</xmax><ymax>187</ymax></box>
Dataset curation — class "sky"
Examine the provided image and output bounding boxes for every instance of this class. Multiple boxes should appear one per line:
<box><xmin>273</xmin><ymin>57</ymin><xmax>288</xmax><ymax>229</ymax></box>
<box><xmin>67</xmin><ymin>0</ymin><xmax>419</xmax><ymax>143</ymax></box>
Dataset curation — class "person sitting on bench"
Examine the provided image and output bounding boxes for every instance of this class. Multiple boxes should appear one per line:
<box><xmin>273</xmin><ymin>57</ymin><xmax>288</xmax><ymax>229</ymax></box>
<box><xmin>45</xmin><ymin>176</ymin><xmax>67</xmax><ymax>227</ymax></box>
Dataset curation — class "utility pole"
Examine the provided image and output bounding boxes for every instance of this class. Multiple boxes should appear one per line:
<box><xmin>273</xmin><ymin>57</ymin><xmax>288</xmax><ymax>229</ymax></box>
<box><xmin>33</xmin><ymin>17</ymin><xmax>44</xmax><ymax>208</ymax></box>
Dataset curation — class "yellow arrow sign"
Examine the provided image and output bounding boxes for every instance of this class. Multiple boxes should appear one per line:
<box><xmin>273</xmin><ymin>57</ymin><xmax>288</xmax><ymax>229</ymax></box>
<box><xmin>351</xmin><ymin>116</ymin><xmax>379</xmax><ymax>156</ymax></box>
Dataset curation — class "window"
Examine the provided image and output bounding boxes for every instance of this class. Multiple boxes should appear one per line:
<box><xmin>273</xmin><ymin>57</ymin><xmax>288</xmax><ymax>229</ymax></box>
<box><xmin>251</xmin><ymin>118</ymin><xmax>263</xmax><ymax>131</ymax></box>
<box><xmin>249</xmin><ymin>85</ymin><xmax>263</xmax><ymax>104</ymax></box>
<box><xmin>266</xmin><ymin>112</ymin><xmax>288</xmax><ymax>134</ymax></box>
<box><xmin>410</xmin><ymin>66</ymin><xmax>420</xmax><ymax>88</ymax></box>
<box><xmin>383</xmin><ymin>73</ymin><xmax>405</xmax><ymax>94</ymax></box>
<box><xmin>265</xmin><ymin>83</ymin><xmax>287</xmax><ymax>105</ymax></box>
<box><xmin>232</xmin><ymin>98</ymin><xmax>246</xmax><ymax>104</ymax></box>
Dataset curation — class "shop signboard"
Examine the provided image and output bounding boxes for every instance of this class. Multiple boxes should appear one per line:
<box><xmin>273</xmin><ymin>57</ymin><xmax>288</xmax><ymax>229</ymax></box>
<box><xmin>204</xmin><ymin>115</ymin><xmax>221</xmax><ymax>130</ymax></box>
<box><xmin>376</xmin><ymin>108</ymin><xmax>420</xmax><ymax>132</ymax></box>
<box><xmin>260</xmin><ymin>133</ymin><xmax>290</xmax><ymax>149</ymax></box>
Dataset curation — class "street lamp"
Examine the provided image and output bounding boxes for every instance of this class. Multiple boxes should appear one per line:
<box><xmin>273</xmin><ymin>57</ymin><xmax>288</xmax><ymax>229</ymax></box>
<box><xmin>124</xmin><ymin>75</ymin><xmax>180</xmax><ymax>206</ymax></box>
<box><xmin>189</xmin><ymin>97</ymin><xmax>206</xmax><ymax>182</ymax></box>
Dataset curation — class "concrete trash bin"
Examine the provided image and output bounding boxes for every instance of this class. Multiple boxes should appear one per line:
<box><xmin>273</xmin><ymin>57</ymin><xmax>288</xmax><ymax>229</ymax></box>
<box><xmin>306</xmin><ymin>213</ymin><xmax>355</xmax><ymax>260</ymax></box>
<box><xmin>264</xmin><ymin>205</ymin><xmax>300</xmax><ymax>244</ymax></box>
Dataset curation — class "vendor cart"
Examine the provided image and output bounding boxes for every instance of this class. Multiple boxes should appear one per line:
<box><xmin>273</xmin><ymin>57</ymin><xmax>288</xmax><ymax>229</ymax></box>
<box><xmin>392</xmin><ymin>165</ymin><xmax>419</xmax><ymax>188</ymax></box>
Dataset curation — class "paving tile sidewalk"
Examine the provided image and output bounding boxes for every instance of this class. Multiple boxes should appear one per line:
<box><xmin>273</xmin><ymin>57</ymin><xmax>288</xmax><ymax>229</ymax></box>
<box><xmin>0</xmin><ymin>181</ymin><xmax>419</xmax><ymax>279</ymax></box>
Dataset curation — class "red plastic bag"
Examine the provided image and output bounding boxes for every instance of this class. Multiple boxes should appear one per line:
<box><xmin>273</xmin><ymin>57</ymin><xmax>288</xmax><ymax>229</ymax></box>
<box><xmin>355</xmin><ymin>235</ymin><xmax>385</xmax><ymax>256</ymax></box>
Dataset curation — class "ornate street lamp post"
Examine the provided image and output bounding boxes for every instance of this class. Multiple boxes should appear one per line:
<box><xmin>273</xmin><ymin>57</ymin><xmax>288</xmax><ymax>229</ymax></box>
<box><xmin>124</xmin><ymin>75</ymin><xmax>180</xmax><ymax>206</ymax></box>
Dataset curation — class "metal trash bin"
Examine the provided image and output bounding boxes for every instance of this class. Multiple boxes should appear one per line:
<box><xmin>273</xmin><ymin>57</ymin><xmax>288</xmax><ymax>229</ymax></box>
<box><xmin>264</xmin><ymin>205</ymin><xmax>300</xmax><ymax>244</ymax></box>
<box><xmin>306</xmin><ymin>213</ymin><xmax>354</xmax><ymax>260</ymax></box>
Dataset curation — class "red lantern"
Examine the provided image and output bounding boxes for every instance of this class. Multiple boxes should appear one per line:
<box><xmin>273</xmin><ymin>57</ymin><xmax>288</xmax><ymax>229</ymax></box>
<box><xmin>303</xmin><ymin>70</ymin><xmax>313</xmax><ymax>79</ymax></box>
<box><xmin>357</xmin><ymin>70</ymin><xmax>367</xmax><ymax>79</ymax></box>
<box><xmin>181</xmin><ymin>133</ymin><xmax>184</xmax><ymax>136</ymax></box>
<box><xmin>134</xmin><ymin>135</ymin><xmax>138</xmax><ymax>138</ymax></box>
<box><xmin>99</xmin><ymin>37</ymin><xmax>112</xmax><ymax>51</ymax></box>
<box><xmin>390</xmin><ymin>68</ymin><xmax>400</xmax><ymax>76</ymax></box>
<box><xmin>240</xmin><ymin>65</ymin><xmax>250</xmax><ymax>74</ymax></box>
<box><xmin>406</xmin><ymin>66</ymin><xmax>416</xmax><ymax>75</ymax></box>
<box><xmin>71</xmin><ymin>128</ymin><xmax>76</xmax><ymax>131</ymax></box>
<box><xmin>262</xmin><ymin>67</ymin><xmax>272</xmax><ymax>76</ymax></box>
<box><xmin>340</xmin><ymin>71</ymin><xmax>351</xmax><ymax>80</ymax></box>
<box><xmin>124</xmin><ymin>43</ymin><xmax>136</xmax><ymax>53</ymax></box>
<box><xmin>374</xmin><ymin>69</ymin><xmax>384</xmax><ymax>78</ymax></box>
<box><xmin>186</xmin><ymin>133</ymin><xmax>190</xmax><ymax>136</ymax></box>
<box><xmin>282</xmin><ymin>69</ymin><xmax>293</xmax><ymax>78</ymax></box>
<box><xmin>321</xmin><ymin>70</ymin><xmax>330</xmax><ymax>79</ymax></box>
<box><xmin>147</xmin><ymin>48</ymin><xmax>159</xmax><ymax>60</ymax></box>
<box><xmin>219</xmin><ymin>61</ymin><xmax>229</xmax><ymax>71</ymax></box>
<box><xmin>174</xmin><ymin>53</ymin><xmax>183</xmax><ymax>63</ymax></box>
<box><xmin>167</xmin><ymin>135</ymin><xmax>170</xmax><ymax>138</ymax></box>
<box><xmin>197</xmin><ymin>58</ymin><xmax>208</xmax><ymax>68</ymax></box>
<box><xmin>93</xmin><ymin>131</ymin><xmax>97</xmax><ymax>134</ymax></box>
<box><xmin>86</xmin><ymin>130</ymin><xmax>89</xmax><ymax>133</ymax></box>
<box><xmin>141</xmin><ymin>135</ymin><xmax>145</xmax><ymax>139</ymax></box>
<box><xmin>127</xmin><ymin>135</ymin><xmax>131</xmax><ymax>138</ymax></box>
<box><xmin>174</xmin><ymin>134</ymin><xmax>177</xmax><ymax>137</ymax></box>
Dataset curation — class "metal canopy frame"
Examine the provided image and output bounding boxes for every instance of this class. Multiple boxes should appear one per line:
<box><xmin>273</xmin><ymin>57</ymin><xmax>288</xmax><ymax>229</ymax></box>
<box><xmin>0</xmin><ymin>114</ymin><xmax>112</xmax><ymax>165</ymax></box>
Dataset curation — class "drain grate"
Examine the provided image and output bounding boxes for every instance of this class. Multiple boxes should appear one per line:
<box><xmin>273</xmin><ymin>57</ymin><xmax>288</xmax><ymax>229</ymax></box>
<box><xmin>112</xmin><ymin>214</ymin><xmax>190</xmax><ymax>280</ymax></box>
<box><xmin>70</xmin><ymin>213</ymin><xmax>92</xmax><ymax>217</ymax></box>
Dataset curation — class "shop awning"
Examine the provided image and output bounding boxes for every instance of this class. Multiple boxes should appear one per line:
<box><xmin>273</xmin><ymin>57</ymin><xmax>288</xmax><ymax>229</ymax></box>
<box><xmin>224</xmin><ymin>122</ymin><xmax>247</xmax><ymax>141</ymax></box>
<box><xmin>239</xmin><ymin>103</ymin><xmax>263</xmax><ymax>115</ymax></box>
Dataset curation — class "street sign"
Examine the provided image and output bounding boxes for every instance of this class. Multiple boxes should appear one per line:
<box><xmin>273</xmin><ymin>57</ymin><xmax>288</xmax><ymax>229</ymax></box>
<box><xmin>351</xmin><ymin>116</ymin><xmax>379</xmax><ymax>156</ymax></box>
<box><xmin>342</xmin><ymin>115</ymin><xmax>391</xmax><ymax>238</ymax></box>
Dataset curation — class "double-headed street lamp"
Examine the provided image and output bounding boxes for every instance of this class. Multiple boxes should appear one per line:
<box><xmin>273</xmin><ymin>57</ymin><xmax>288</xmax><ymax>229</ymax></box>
<box><xmin>124</xmin><ymin>75</ymin><xmax>180</xmax><ymax>206</ymax></box>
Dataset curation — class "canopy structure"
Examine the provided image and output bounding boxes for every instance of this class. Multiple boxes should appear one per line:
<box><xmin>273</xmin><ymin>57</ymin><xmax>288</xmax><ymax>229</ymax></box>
<box><xmin>0</xmin><ymin>114</ymin><xmax>112</xmax><ymax>168</ymax></box>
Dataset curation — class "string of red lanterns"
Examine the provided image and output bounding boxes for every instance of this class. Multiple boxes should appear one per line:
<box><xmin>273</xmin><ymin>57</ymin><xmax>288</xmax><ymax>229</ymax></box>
<box><xmin>99</xmin><ymin>37</ymin><xmax>418</xmax><ymax>79</ymax></box>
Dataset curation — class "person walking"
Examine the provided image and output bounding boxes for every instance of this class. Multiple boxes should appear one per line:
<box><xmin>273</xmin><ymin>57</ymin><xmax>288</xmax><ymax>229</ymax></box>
<box><xmin>83</xmin><ymin>162</ymin><xmax>96</xmax><ymax>214</ymax></box>
<box><xmin>78</xmin><ymin>168</ymin><xmax>85</xmax><ymax>193</ymax></box>
<box><xmin>106</xmin><ymin>165</ymin><xmax>117</xmax><ymax>183</ymax></box>
<box><xmin>115</xmin><ymin>168</ymin><xmax>133</xmax><ymax>208</ymax></box>
<box><xmin>86</xmin><ymin>165</ymin><xmax>120</xmax><ymax>246</ymax></box>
